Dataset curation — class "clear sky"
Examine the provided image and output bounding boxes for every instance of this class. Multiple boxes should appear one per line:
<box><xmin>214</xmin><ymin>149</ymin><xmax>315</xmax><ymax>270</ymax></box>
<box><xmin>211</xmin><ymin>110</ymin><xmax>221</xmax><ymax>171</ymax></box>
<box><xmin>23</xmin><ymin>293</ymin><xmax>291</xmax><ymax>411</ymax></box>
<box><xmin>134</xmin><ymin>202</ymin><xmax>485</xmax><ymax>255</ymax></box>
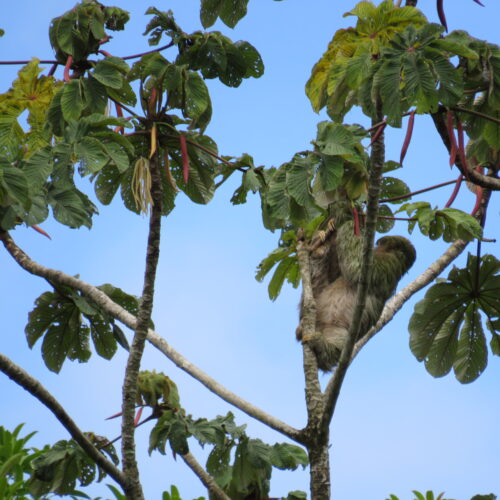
<box><xmin>1</xmin><ymin>1</ymin><xmax>499</xmax><ymax>499</ymax></box>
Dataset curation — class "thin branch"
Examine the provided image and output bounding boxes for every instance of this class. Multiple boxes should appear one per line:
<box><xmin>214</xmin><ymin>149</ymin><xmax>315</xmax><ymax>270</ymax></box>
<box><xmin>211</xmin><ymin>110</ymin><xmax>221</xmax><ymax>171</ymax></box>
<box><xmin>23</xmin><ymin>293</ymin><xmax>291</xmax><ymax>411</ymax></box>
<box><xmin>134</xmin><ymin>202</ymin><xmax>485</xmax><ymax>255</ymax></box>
<box><xmin>181</xmin><ymin>452</ymin><xmax>230</xmax><ymax>500</ymax></box>
<box><xmin>379</xmin><ymin>178</ymin><xmax>464</xmax><ymax>203</ymax></box>
<box><xmin>121</xmin><ymin>156</ymin><xmax>163</xmax><ymax>500</ymax></box>
<box><xmin>108</xmin><ymin>96</ymin><xmax>141</xmax><ymax>119</ymax></box>
<box><xmin>0</xmin><ymin>352</ymin><xmax>128</xmax><ymax>489</ymax></box>
<box><xmin>0</xmin><ymin>230</ymin><xmax>300</xmax><ymax>443</ymax></box>
<box><xmin>0</xmin><ymin>59</ymin><xmax>58</xmax><ymax>65</ymax></box>
<box><xmin>451</xmin><ymin>105</ymin><xmax>500</xmax><ymax>125</ymax></box>
<box><xmin>120</xmin><ymin>41</ymin><xmax>175</xmax><ymax>60</ymax></box>
<box><xmin>321</xmin><ymin>106</ymin><xmax>386</xmax><ymax>434</ymax></box>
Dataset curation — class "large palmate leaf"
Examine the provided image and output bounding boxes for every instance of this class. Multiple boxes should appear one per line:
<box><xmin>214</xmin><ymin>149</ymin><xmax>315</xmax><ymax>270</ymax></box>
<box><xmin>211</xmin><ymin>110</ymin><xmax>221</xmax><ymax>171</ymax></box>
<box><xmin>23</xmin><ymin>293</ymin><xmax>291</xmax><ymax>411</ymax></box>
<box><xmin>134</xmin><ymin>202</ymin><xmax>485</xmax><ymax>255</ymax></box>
<box><xmin>306</xmin><ymin>0</ymin><xmax>426</xmax><ymax>119</ymax></box>
<box><xmin>371</xmin><ymin>23</ymin><xmax>466</xmax><ymax>126</ymax></box>
<box><xmin>25</xmin><ymin>284</ymin><xmax>139</xmax><ymax>372</ymax></box>
<box><xmin>409</xmin><ymin>254</ymin><xmax>500</xmax><ymax>383</ymax></box>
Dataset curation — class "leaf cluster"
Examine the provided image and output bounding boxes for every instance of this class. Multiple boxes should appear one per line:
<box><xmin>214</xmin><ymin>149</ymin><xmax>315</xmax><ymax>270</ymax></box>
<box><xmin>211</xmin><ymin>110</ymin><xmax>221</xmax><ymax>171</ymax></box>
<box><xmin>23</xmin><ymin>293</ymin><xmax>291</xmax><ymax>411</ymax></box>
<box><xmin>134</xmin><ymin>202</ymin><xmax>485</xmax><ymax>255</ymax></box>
<box><xmin>25</xmin><ymin>284</ymin><xmax>138</xmax><ymax>373</ymax></box>
<box><xmin>149</xmin><ymin>410</ymin><xmax>307</xmax><ymax>499</ymax></box>
<box><xmin>398</xmin><ymin>202</ymin><xmax>482</xmax><ymax>242</ymax></box>
<box><xmin>28</xmin><ymin>436</ymin><xmax>118</xmax><ymax>498</ymax></box>
<box><xmin>49</xmin><ymin>0</ymin><xmax>129</xmax><ymax>65</ymax></box>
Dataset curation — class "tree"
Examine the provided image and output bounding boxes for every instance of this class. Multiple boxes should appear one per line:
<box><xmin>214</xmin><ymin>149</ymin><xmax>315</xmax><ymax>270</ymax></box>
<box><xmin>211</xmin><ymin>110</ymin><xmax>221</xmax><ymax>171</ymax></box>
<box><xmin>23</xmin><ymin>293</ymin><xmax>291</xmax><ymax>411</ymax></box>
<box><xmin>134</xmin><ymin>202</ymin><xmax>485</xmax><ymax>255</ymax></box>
<box><xmin>0</xmin><ymin>1</ymin><xmax>499</xmax><ymax>499</ymax></box>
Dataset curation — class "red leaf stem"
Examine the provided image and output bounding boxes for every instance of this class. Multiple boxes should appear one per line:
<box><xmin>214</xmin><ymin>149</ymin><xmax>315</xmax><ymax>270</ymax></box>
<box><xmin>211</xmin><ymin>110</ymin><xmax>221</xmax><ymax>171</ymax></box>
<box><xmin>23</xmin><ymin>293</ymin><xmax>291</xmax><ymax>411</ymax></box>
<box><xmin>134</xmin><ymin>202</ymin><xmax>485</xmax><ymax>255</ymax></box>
<box><xmin>470</xmin><ymin>166</ymin><xmax>484</xmax><ymax>216</ymax></box>
<box><xmin>400</xmin><ymin>110</ymin><xmax>415</xmax><ymax>165</ymax></box>
<box><xmin>134</xmin><ymin>407</ymin><xmax>143</xmax><ymax>427</ymax></box>
<box><xmin>31</xmin><ymin>225</ymin><xmax>52</xmax><ymax>240</ymax></box>
<box><xmin>437</xmin><ymin>0</ymin><xmax>448</xmax><ymax>32</ymax></box>
<box><xmin>63</xmin><ymin>55</ymin><xmax>73</xmax><ymax>82</ymax></box>
<box><xmin>456</xmin><ymin>118</ymin><xmax>468</xmax><ymax>176</ymax></box>
<box><xmin>446</xmin><ymin>110</ymin><xmax>457</xmax><ymax>167</ymax></box>
<box><xmin>444</xmin><ymin>174</ymin><xmax>463</xmax><ymax>208</ymax></box>
<box><xmin>352</xmin><ymin>206</ymin><xmax>361</xmax><ymax>236</ymax></box>
<box><xmin>369</xmin><ymin>120</ymin><xmax>387</xmax><ymax>147</ymax></box>
<box><xmin>180</xmin><ymin>135</ymin><xmax>189</xmax><ymax>183</ymax></box>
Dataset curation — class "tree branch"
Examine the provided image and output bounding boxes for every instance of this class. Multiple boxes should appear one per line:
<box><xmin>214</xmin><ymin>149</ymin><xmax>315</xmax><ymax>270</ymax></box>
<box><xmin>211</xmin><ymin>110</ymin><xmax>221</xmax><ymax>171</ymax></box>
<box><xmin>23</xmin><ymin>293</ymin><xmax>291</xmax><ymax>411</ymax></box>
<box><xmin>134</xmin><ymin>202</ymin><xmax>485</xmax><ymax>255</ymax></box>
<box><xmin>0</xmin><ymin>352</ymin><xmax>128</xmax><ymax>489</ymax></box>
<box><xmin>181</xmin><ymin>452</ymin><xmax>230</xmax><ymax>500</ymax></box>
<box><xmin>321</xmin><ymin>106</ymin><xmax>386</xmax><ymax>434</ymax></box>
<box><xmin>295</xmin><ymin>232</ymin><xmax>324</xmax><ymax>429</ymax></box>
<box><xmin>121</xmin><ymin>157</ymin><xmax>163</xmax><ymax>500</ymax></box>
<box><xmin>0</xmin><ymin>230</ymin><xmax>300</xmax><ymax>443</ymax></box>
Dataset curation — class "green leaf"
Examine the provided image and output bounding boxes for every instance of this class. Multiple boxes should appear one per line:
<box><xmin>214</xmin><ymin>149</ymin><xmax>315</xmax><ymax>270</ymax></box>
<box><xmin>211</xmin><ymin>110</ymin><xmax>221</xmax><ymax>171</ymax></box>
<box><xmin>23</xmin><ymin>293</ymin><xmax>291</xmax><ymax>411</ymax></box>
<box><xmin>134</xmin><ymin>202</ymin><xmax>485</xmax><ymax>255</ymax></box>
<box><xmin>380</xmin><ymin>176</ymin><xmax>410</xmax><ymax>203</ymax></box>
<box><xmin>315</xmin><ymin>122</ymin><xmax>359</xmax><ymax>156</ymax></box>
<box><xmin>89</xmin><ymin>316</ymin><xmax>117</xmax><ymax>360</ymax></box>
<box><xmin>268</xmin><ymin>256</ymin><xmax>295</xmax><ymax>300</ymax></box>
<box><xmin>83</xmin><ymin>76</ymin><xmax>108</xmax><ymax>114</ymax></box>
<box><xmin>453</xmin><ymin>307</ymin><xmax>487</xmax><ymax>383</ymax></box>
<box><xmin>75</xmin><ymin>136</ymin><xmax>108</xmax><ymax>174</ymax></box>
<box><xmin>98</xmin><ymin>283</ymin><xmax>141</xmax><ymax>318</ymax></box>
<box><xmin>317</xmin><ymin>154</ymin><xmax>344</xmax><ymax>192</ymax></box>
<box><xmin>0</xmin><ymin>162</ymin><xmax>30</xmax><ymax>209</ymax></box>
<box><xmin>376</xmin><ymin>204</ymin><xmax>395</xmax><ymax>233</ymax></box>
<box><xmin>95</xmin><ymin>164</ymin><xmax>122</xmax><ymax>205</ymax></box>
<box><xmin>92</xmin><ymin>60</ymin><xmax>124</xmax><ymax>89</ymax></box>
<box><xmin>100</xmin><ymin>141</ymin><xmax>130</xmax><ymax>173</ymax></box>
<box><xmin>200</xmin><ymin>0</ymin><xmax>223</xmax><ymax>28</ymax></box>
<box><xmin>236</xmin><ymin>41</ymin><xmax>264</xmax><ymax>78</ymax></box>
<box><xmin>184</xmin><ymin>72</ymin><xmax>210</xmax><ymax>119</ymax></box>
<box><xmin>269</xmin><ymin>443</ymin><xmax>308</xmax><ymax>470</ymax></box>
<box><xmin>219</xmin><ymin>0</ymin><xmax>249</xmax><ymax>28</ymax></box>
<box><xmin>286</xmin><ymin>159</ymin><xmax>314</xmax><ymax>207</ymax></box>
<box><xmin>48</xmin><ymin>184</ymin><xmax>97</xmax><ymax>228</ymax></box>
<box><xmin>23</xmin><ymin>147</ymin><xmax>54</xmax><ymax>191</ymax></box>
<box><xmin>60</xmin><ymin>80</ymin><xmax>85</xmax><ymax>121</ymax></box>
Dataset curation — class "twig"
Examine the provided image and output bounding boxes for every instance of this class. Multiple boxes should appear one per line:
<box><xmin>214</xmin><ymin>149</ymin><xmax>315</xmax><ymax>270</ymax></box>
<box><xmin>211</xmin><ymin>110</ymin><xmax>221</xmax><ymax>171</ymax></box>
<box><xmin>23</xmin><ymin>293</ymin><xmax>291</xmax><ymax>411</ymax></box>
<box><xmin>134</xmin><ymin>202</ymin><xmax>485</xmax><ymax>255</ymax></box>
<box><xmin>0</xmin><ymin>59</ymin><xmax>58</xmax><ymax>65</ymax></box>
<box><xmin>0</xmin><ymin>230</ymin><xmax>300</xmax><ymax>443</ymax></box>
<box><xmin>0</xmin><ymin>352</ymin><xmax>128</xmax><ymax>489</ymax></box>
<box><xmin>380</xmin><ymin>178</ymin><xmax>463</xmax><ymax>203</ymax></box>
<box><xmin>181</xmin><ymin>452</ymin><xmax>230</xmax><ymax>500</ymax></box>
<box><xmin>451</xmin><ymin>106</ymin><xmax>500</xmax><ymax>125</ymax></box>
<box><xmin>120</xmin><ymin>41</ymin><xmax>175</xmax><ymax>60</ymax></box>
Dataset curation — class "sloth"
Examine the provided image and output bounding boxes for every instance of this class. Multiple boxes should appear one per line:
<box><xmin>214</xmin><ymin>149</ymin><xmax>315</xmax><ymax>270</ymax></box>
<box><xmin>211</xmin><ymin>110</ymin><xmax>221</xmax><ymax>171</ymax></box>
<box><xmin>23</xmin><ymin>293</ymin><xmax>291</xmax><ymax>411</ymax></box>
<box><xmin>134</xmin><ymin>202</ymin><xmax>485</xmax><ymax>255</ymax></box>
<box><xmin>296</xmin><ymin>217</ymin><xmax>416</xmax><ymax>371</ymax></box>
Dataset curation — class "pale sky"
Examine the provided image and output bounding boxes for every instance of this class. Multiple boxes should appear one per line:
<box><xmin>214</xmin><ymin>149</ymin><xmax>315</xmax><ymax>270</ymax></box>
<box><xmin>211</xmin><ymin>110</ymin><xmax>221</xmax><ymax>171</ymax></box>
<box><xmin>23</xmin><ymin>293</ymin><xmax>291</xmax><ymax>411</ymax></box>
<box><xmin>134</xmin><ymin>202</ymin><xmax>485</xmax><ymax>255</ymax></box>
<box><xmin>1</xmin><ymin>1</ymin><xmax>499</xmax><ymax>499</ymax></box>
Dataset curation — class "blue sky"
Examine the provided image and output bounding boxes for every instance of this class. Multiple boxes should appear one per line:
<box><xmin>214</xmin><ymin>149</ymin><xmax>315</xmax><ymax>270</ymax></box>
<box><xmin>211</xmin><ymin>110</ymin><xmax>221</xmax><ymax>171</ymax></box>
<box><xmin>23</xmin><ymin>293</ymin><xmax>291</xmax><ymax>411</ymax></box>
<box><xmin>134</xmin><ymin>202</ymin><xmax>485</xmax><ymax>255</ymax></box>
<box><xmin>1</xmin><ymin>1</ymin><xmax>499</xmax><ymax>499</ymax></box>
